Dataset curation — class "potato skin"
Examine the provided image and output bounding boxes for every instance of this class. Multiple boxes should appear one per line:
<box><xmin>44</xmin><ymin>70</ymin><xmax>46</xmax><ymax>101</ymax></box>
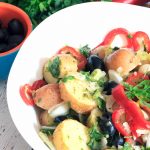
<box><xmin>59</xmin><ymin>79</ymin><xmax>97</xmax><ymax>114</ymax></box>
<box><xmin>53</xmin><ymin>119</ymin><xmax>90</xmax><ymax>150</ymax></box>
<box><xmin>33</xmin><ymin>83</ymin><xmax>62</xmax><ymax>110</ymax></box>
<box><xmin>43</xmin><ymin>54</ymin><xmax>78</xmax><ymax>83</ymax></box>
<box><xmin>39</xmin><ymin>110</ymin><xmax>54</xmax><ymax>126</ymax></box>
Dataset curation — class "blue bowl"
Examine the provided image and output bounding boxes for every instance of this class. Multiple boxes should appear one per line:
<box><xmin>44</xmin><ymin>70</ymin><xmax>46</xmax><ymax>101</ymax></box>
<box><xmin>0</xmin><ymin>2</ymin><xmax>32</xmax><ymax>80</ymax></box>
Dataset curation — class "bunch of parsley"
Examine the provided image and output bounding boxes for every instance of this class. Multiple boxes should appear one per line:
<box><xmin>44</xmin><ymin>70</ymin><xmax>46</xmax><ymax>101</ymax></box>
<box><xmin>3</xmin><ymin>0</ymin><xmax>93</xmax><ymax>28</ymax></box>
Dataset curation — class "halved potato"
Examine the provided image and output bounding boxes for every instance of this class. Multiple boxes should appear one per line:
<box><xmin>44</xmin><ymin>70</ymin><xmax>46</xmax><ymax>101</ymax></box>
<box><xmin>43</xmin><ymin>54</ymin><xmax>78</xmax><ymax>83</ymax></box>
<box><xmin>59</xmin><ymin>73</ymin><xmax>97</xmax><ymax>113</ymax></box>
<box><xmin>53</xmin><ymin>119</ymin><xmax>90</xmax><ymax>150</ymax></box>
<box><xmin>33</xmin><ymin>83</ymin><xmax>62</xmax><ymax>110</ymax></box>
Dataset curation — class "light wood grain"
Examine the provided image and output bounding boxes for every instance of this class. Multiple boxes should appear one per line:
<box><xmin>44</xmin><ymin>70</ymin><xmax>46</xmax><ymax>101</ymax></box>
<box><xmin>0</xmin><ymin>80</ymin><xmax>32</xmax><ymax>150</ymax></box>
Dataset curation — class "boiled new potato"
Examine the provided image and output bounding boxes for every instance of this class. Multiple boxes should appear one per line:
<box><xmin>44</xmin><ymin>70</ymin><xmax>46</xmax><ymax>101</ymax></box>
<box><xmin>43</xmin><ymin>54</ymin><xmax>78</xmax><ymax>83</ymax></box>
<box><xmin>59</xmin><ymin>73</ymin><xmax>98</xmax><ymax>113</ymax></box>
<box><xmin>53</xmin><ymin>119</ymin><xmax>90</xmax><ymax>150</ymax></box>
<box><xmin>33</xmin><ymin>83</ymin><xmax>62</xmax><ymax>110</ymax></box>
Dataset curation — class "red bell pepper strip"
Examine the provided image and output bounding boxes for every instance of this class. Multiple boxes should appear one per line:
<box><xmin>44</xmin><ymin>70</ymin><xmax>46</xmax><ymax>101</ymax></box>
<box><xmin>126</xmin><ymin>72</ymin><xmax>149</xmax><ymax>86</ymax></box>
<box><xmin>96</xmin><ymin>28</ymin><xmax>133</xmax><ymax>48</ymax></box>
<box><xmin>58</xmin><ymin>46</ymin><xmax>87</xmax><ymax>70</ymax></box>
<box><xmin>132</xmin><ymin>31</ymin><xmax>150</xmax><ymax>52</ymax></box>
<box><xmin>112</xmin><ymin>85</ymin><xmax>150</xmax><ymax>130</ymax></box>
<box><xmin>31</xmin><ymin>79</ymin><xmax>47</xmax><ymax>91</ymax></box>
<box><xmin>112</xmin><ymin>0</ymin><xmax>149</xmax><ymax>6</ymax></box>
<box><xmin>19</xmin><ymin>84</ymin><xmax>34</xmax><ymax>106</ymax></box>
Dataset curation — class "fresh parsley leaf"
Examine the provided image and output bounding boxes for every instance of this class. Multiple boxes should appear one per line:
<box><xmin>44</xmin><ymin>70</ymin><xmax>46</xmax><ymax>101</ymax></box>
<box><xmin>96</xmin><ymin>97</ymin><xmax>106</xmax><ymax>111</ymax></box>
<box><xmin>61</xmin><ymin>75</ymin><xmax>75</xmax><ymax>82</ymax></box>
<box><xmin>87</xmin><ymin>123</ymin><xmax>104</xmax><ymax>150</ymax></box>
<box><xmin>40</xmin><ymin>128</ymin><xmax>54</xmax><ymax>136</ymax></box>
<box><xmin>48</xmin><ymin>57</ymin><xmax>60</xmax><ymax>78</ymax></box>
<box><xmin>79</xmin><ymin>45</ymin><xmax>91</xmax><ymax>58</ymax></box>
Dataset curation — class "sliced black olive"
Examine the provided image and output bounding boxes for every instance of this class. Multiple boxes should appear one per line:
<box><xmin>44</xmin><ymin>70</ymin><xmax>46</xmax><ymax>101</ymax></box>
<box><xmin>86</xmin><ymin>55</ymin><xmax>105</xmax><ymax>72</ymax></box>
<box><xmin>8</xmin><ymin>19</ymin><xmax>24</xmax><ymax>35</ymax></box>
<box><xmin>103</xmin><ymin>81</ymin><xmax>118</xmax><ymax>95</ymax></box>
<box><xmin>8</xmin><ymin>35</ymin><xmax>24</xmax><ymax>46</ymax></box>
<box><xmin>113</xmin><ymin>133</ymin><xmax>124</xmax><ymax>147</ymax></box>
<box><xmin>0</xmin><ymin>28</ymin><xmax>9</xmax><ymax>43</ymax></box>
<box><xmin>0</xmin><ymin>43</ymin><xmax>7</xmax><ymax>53</ymax></box>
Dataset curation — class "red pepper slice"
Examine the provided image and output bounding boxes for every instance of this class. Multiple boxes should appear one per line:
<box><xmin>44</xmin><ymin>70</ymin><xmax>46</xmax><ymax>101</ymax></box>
<box><xmin>19</xmin><ymin>84</ymin><xmax>34</xmax><ymax>106</ymax></box>
<box><xmin>97</xmin><ymin>28</ymin><xmax>132</xmax><ymax>48</ymax></box>
<box><xmin>58</xmin><ymin>46</ymin><xmax>87</xmax><ymax>70</ymax></box>
<box><xmin>132</xmin><ymin>31</ymin><xmax>150</xmax><ymax>52</ymax></box>
<box><xmin>126</xmin><ymin>72</ymin><xmax>149</xmax><ymax>86</ymax></box>
<box><xmin>31</xmin><ymin>79</ymin><xmax>47</xmax><ymax>91</ymax></box>
<box><xmin>112</xmin><ymin>85</ymin><xmax>150</xmax><ymax>130</ymax></box>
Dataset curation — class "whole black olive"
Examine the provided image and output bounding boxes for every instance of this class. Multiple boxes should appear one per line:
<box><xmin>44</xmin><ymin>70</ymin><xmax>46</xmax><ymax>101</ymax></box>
<box><xmin>54</xmin><ymin>116</ymin><xmax>67</xmax><ymax>123</ymax></box>
<box><xmin>102</xmin><ymin>112</ymin><xmax>112</xmax><ymax>121</ymax></box>
<box><xmin>0</xmin><ymin>28</ymin><xmax>9</xmax><ymax>43</ymax></box>
<box><xmin>8</xmin><ymin>35</ymin><xmax>24</xmax><ymax>46</ymax></box>
<box><xmin>86</xmin><ymin>55</ymin><xmax>105</xmax><ymax>72</ymax></box>
<box><xmin>0</xmin><ymin>43</ymin><xmax>7</xmax><ymax>53</ymax></box>
<box><xmin>103</xmin><ymin>81</ymin><xmax>118</xmax><ymax>95</ymax></box>
<box><xmin>8</xmin><ymin>19</ymin><xmax>24</xmax><ymax>35</ymax></box>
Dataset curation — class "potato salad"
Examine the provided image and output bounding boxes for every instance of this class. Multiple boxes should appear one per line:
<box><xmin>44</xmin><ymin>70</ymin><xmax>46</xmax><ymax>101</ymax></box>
<box><xmin>20</xmin><ymin>28</ymin><xmax>150</xmax><ymax>150</ymax></box>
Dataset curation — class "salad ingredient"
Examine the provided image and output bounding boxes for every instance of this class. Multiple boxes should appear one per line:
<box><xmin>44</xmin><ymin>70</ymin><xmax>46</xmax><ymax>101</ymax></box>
<box><xmin>132</xmin><ymin>31</ymin><xmax>150</xmax><ymax>52</ymax></box>
<box><xmin>106</xmin><ymin>48</ymin><xmax>140</xmax><ymax>75</ymax></box>
<box><xmin>99</xmin><ymin>113</ymin><xmax>116</xmax><ymax>136</ymax></box>
<box><xmin>97</xmin><ymin>28</ymin><xmax>132</xmax><ymax>48</ymax></box>
<box><xmin>79</xmin><ymin>45</ymin><xmax>91</xmax><ymax>58</ymax></box>
<box><xmin>125</xmin><ymin>72</ymin><xmax>149</xmax><ymax>86</ymax></box>
<box><xmin>39</xmin><ymin>131</ymin><xmax>56</xmax><ymax>150</ymax></box>
<box><xmin>112</xmin><ymin>108</ymin><xmax>131</xmax><ymax>137</ymax></box>
<box><xmin>33</xmin><ymin>83</ymin><xmax>62</xmax><ymax>110</ymax></box>
<box><xmin>48</xmin><ymin>102</ymin><xmax>70</xmax><ymax>118</ymax></box>
<box><xmin>139</xmin><ymin>64</ymin><xmax>150</xmax><ymax>74</ymax></box>
<box><xmin>108</xmin><ymin>70</ymin><xmax>123</xmax><ymax>83</ymax></box>
<box><xmin>92</xmin><ymin>45</ymin><xmax>111</xmax><ymax>59</ymax></box>
<box><xmin>87</xmin><ymin>108</ymin><xmax>102</xmax><ymax>127</ymax></box>
<box><xmin>86</xmin><ymin>55</ymin><xmax>105</xmax><ymax>72</ymax></box>
<box><xmin>87</xmin><ymin>123</ymin><xmax>103</xmax><ymax>150</ymax></box>
<box><xmin>58</xmin><ymin>46</ymin><xmax>87</xmax><ymax>70</ymax></box>
<box><xmin>40</xmin><ymin>110</ymin><xmax>54</xmax><ymax>126</ymax></box>
<box><xmin>103</xmin><ymin>81</ymin><xmax>118</xmax><ymax>95</ymax></box>
<box><xmin>43</xmin><ymin>54</ymin><xmax>78</xmax><ymax>83</ymax></box>
<box><xmin>53</xmin><ymin>119</ymin><xmax>90</xmax><ymax>150</ymax></box>
<box><xmin>31</xmin><ymin>79</ymin><xmax>47</xmax><ymax>91</ymax></box>
<box><xmin>112</xmin><ymin>85</ymin><xmax>150</xmax><ymax>138</ymax></box>
<box><xmin>59</xmin><ymin>73</ymin><xmax>97</xmax><ymax>113</ymax></box>
<box><xmin>19</xmin><ymin>84</ymin><xmax>34</xmax><ymax>106</ymax></box>
<box><xmin>8</xmin><ymin>19</ymin><xmax>24</xmax><ymax>35</ymax></box>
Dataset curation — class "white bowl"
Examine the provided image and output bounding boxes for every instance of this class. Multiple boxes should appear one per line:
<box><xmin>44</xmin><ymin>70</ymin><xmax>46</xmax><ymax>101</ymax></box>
<box><xmin>7</xmin><ymin>2</ymin><xmax>150</xmax><ymax>150</ymax></box>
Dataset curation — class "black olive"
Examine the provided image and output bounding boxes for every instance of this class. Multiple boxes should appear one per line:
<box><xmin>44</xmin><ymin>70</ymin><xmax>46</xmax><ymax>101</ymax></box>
<box><xmin>0</xmin><ymin>43</ymin><xmax>7</xmax><ymax>53</ymax></box>
<box><xmin>8</xmin><ymin>35</ymin><xmax>24</xmax><ymax>46</ymax></box>
<box><xmin>98</xmin><ymin>117</ymin><xmax>116</xmax><ymax>136</ymax></box>
<box><xmin>0</xmin><ymin>28</ymin><xmax>9</xmax><ymax>43</ymax></box>
<box><xmin>86</xmin><ymin>55</ymin><xmax>105</xmax><ymax>72</ymax></box>
<box><xmin>103</xmin><ymin>81</ymin><xmax>118</xmax><ymax>95</ymax></box>
<box><xmin>54</xmin><ymin>116</ymin><xmax>67</xmax><ymax>123</ymax></box>
<box><xmin>8</xmin><ymin>19</ymin><xmax>24</xmax><ymax>35</ymax></box>
<box><xmin>102</xmin><ymin>112</ymin><xmax>112</xmax><ymax>121</ymax></box>
<box><xmin>113</xmin><ymin>133</ymin><xmax>124</xmax><ymax>147</ymax></box>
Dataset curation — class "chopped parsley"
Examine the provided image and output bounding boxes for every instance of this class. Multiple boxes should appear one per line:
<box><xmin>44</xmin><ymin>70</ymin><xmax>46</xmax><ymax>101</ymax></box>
<box><xmin>79</xmin><ymin>45</ymin><xmax>91</xmax><ymax>58</ymax></box>
<box><xmin>87</xmin><ymin>123</ymin><xmax>103</xmax><ymax>150</ymax></box>
<box><xmin>48</xmin><ymin>57</ymin><xmax>60</xmax><ymax>78</ymax></box>
<box><xmin>61</xmin><ymin>75</ymin><xmax>75</xmax><ymax>82</ymax></box>
<box><xmin>40</xmin><ymin>128</ymin><xmax>54</xmax><ymax>136</ymax></box>
<box><xmin>122</xmin><ymin>142</ymin><xmax>132</xmax><ymax>150</ymax></box>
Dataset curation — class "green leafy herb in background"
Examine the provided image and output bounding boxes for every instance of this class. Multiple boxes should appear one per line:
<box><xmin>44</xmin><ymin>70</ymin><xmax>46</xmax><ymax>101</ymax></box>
<box><xmin>3</xmin><ymin>0</ymin><xmax>94</xmax><ymax>28</ymax></box>
<box><xmin>79</xmin><ymin>45</ymin><xmax>91</xmax><ymax>58</ymax></box>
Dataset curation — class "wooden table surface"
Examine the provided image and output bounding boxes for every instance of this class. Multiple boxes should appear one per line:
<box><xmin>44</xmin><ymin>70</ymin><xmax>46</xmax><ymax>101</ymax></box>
<box><xmin>0</xmin><ymin>80</ymin><xmax>32</xmax><ymax>150</ymax></box>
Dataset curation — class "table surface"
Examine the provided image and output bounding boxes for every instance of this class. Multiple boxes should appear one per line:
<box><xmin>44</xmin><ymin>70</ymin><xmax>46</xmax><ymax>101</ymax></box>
<box><xmin>0</xmin><ymin>80</ymin><xmax>32</xmax><ymax>150</ymax></box>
